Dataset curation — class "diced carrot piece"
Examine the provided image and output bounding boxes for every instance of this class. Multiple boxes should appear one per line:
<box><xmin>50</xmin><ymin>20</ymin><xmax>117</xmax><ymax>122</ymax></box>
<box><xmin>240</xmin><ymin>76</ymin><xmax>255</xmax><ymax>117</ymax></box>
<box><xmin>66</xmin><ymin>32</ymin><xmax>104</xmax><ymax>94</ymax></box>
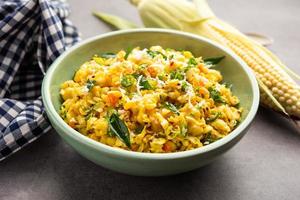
<box><xmin>147</xmin><ymin>65</ymin><xmax>158</xmax><ymax>77</ymax></box>
<box><xmin>107</xmin><ymin>91</ymin><xmax>121</xmax><ymax>107</ymax></box>
<box><xmin>162</xmin><ymin>141</ymin><xmax>177</xmax><ymax>152</ymax></box>
<box><xmin>198</xmin><ymin>63</ymin><xmax>208</xmax><ymax>73</ymax></box>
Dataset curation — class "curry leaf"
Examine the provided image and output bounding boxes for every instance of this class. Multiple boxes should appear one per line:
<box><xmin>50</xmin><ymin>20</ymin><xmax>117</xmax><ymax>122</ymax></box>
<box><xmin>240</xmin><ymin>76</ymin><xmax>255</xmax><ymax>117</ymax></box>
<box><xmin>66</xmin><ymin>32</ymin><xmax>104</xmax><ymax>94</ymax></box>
<box><xmin>125</xmin><ymin>47</ymin><xmax>133</xmax><ymax>60</ymax></box>
<box><xmin>100</xmin><ymin>52</ymin><xmax>116</xmax><ymax>59</ymax></box>
<box><xmin>204</xmin><ymin>56</ymin><xmax>225</xmax><ymax>65</ymax></box>
<box><xmin>109</xmin><ymin>113</ymin><xmax>131</xmax><ymax>148</ymax></box>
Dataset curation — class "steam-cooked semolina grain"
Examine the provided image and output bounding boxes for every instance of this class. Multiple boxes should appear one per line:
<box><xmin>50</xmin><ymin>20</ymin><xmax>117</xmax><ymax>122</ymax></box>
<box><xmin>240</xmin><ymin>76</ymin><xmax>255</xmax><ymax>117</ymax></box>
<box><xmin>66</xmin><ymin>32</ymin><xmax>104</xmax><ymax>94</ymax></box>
<box><xmin>60</xmin><ymin>46</ymin><xmax>242</xmax><ymax>152</ymax></box>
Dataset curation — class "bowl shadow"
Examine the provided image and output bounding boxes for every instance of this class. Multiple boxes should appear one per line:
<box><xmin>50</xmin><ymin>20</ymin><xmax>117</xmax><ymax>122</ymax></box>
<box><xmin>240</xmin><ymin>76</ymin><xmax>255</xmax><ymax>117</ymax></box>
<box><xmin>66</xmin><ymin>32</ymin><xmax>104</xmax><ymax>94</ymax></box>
<box><xmin>55</xmin><ymin>154</ymin><xmax>240</xmax><ymax>200</ymax></box>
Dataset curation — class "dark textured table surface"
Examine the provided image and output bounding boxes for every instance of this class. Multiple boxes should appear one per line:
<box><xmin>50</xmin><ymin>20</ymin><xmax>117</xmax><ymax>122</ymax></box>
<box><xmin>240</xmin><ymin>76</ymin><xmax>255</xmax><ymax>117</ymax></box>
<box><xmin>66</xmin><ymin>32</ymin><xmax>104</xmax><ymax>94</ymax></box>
<box><xmin>1</xmin><ymin>0</ymin><xmax>300</xmax><ymax>199</ymax></box>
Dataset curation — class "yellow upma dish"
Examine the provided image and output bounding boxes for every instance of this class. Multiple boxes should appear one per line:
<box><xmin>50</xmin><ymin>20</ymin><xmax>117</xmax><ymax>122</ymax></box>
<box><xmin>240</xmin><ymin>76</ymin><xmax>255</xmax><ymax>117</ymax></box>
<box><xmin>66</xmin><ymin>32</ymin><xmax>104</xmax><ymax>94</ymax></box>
<box><xmin>60</xmin><ymin>46</ymin><xmax>242</xmax><ymax>153</ymax></box>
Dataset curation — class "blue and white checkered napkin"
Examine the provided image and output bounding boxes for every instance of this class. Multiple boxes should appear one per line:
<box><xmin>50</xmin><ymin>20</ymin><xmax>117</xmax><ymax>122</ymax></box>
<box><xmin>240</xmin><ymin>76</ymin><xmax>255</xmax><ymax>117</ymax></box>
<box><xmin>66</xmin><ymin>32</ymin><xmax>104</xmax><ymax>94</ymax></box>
<box><xmin>0</xmin><ymin>0</ymin><xmax>80</xmax><ymax>160</ymax></box>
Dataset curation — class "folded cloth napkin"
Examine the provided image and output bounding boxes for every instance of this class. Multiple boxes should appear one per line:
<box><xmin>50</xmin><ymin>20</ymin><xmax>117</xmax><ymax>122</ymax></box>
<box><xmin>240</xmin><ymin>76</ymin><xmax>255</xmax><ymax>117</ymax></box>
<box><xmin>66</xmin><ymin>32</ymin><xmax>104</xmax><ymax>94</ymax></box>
<box><xmin>0</xmin><ymin>0</ymin><xmax>80</xmax><ymax>160</ymax></box>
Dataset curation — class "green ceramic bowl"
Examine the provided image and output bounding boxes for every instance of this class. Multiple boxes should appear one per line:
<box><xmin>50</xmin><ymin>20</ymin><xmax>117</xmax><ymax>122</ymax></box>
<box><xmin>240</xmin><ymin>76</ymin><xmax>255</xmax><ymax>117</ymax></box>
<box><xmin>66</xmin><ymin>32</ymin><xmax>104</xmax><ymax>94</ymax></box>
<box><xmin>42</xmin><ymin>29</ymin><xmax>259</xmax><ymax>176</ymax></box>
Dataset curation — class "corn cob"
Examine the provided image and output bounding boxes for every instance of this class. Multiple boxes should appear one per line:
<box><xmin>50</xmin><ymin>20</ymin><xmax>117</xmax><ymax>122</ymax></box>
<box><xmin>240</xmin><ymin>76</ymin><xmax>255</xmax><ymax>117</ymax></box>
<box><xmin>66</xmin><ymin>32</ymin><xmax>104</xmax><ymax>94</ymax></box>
<box><xmin>129</xmin><ymin>0</ymin><xmax>300</xmax><ymax>119</ymax></box>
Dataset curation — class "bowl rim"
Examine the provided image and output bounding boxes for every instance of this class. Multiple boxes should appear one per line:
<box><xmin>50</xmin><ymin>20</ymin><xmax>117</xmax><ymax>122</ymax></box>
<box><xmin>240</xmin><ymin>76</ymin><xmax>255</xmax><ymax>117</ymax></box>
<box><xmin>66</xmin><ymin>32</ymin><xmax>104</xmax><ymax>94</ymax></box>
<box><xmin>42</xmin><ymin>28</ymin><xmax>259</xmax><ymax>160</ymax></box>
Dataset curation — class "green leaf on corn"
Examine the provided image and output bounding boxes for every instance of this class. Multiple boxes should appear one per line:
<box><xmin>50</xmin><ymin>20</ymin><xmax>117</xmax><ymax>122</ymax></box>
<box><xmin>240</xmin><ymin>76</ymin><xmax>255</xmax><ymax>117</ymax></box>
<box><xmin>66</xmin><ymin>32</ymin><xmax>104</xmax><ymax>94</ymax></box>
<box><xmin>93</xmin><ymin>11</ymin><xmax>139</xmax><ymax>30</ymax></box>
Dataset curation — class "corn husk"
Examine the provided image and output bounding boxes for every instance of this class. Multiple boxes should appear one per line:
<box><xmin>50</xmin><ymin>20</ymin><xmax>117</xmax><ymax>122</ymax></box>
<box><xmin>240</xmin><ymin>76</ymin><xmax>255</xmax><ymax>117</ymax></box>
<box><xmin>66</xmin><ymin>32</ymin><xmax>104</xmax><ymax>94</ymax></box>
<box><xmin>93</xmin><ymin>12</ymin><xmax>138</xmax><ymax>30</ymax></box>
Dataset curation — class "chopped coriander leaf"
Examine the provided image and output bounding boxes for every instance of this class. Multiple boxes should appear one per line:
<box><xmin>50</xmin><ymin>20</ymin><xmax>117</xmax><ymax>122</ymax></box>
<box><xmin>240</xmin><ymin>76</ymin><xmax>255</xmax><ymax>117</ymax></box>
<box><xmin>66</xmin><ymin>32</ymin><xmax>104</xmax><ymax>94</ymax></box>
<box><xmin>158</xmin><ymin>72</ymin><xmax>167</xmax><ymax>81</ymax></box>
<box><xmin>208</xmin><ymin>87</ymin><xmax>226</xmax><ymax>104</ymax></box>
<box><xmin>86</xmin><ymin>79</ymin><xmax>96</xmax><ymax>91</ymax></box>
<box><xmin>194</xmin><ymin>87</ymin><xmax>200</xmax><ymax>93</ymax></box>
<box><xmin>170</xmin><ymin>70</ymin><xmax>184</xmax><ymax>80</ymax></box>
<box><xmin>132</xmin><ymin>73</ymin><xmax>140</xmax><ymax>79</ymax></box>
<box><xmin>147</xmin><ymin>50</ymin><xmax>167</xmax><ymax>60</ymax></box>
<box><xmin>121</xmin><ymin>75</ymin><xmax>135</xmax><ymax>88</ymax></box>
<box><xmin>85</xmin><ymin>110</ymin><xmax>94</xmax><ymax>120</ymax></box>
<box><xmin>188</xmin><ymin>57</ymin><xmax>197</xmax><ymax>66</ymax></box>
<box><xmin>100</xmin><ymin>52</ymin><xmax>116</xmax><ymax>59</ymax></box>
<box><xmin>181</xmin><ymin>81</ymin><xmax>189</xmax><ymax>92</ymax></box>
<box><xmin>204</xmin><ymin>56</ymin><xmax>225</xmax><ymax>65</ymax></box>
<box><xmin>201</xmin><ymin>133</ymin><xmax>219</xmax><ymax>145</ymax></box>
<box><xmin>147</xmin><ymin>50</ymin><xmax>156</xmax><ymax>58</ymax></box>
<box><xmin>164</xmin><ymin>102</ymin><xmax>180</xmax><ymax>115</ymax></box>
<box><xmin>138</xmin><ymin>63</ymin><xmax>148</xmax><ymax>70</ymax></box>
<box><xmin>184</xmin><ymin>65</ymin><xmax>193</xmax><ymax>72</ymax></box>
<box><xmin>195</xmin><ymin>102</ymin><xmax>203</xmax><ymax>110</ymax></box>
<box><xmin>169</xmin><ymin>54</ymin><xmax>174</xmax><ymax>60</ymax></box>
<box><xmin>160</xmin><ymin>52</ymin><xmax>167</xmax><ymax>60</ymax></box>
<box><xmin>139</xmin><ymin>76</ymin><xmax>152</xmax><ymax>90</ymax></box>
<box><xmin>158</xmin><ymin>52</ymin><xmax>167</xmax><ymax>60</ymax></box>
<box><xmin>125</xmin><ymin>47</ymin><xmax>133</xmax><ymax>60</ymax></box>
<box><xmin>180</xmin><ymin>124</ymin><xmax>188</xmax><ymax>137</ymax></box>
<box><xmin>158</xmin><ymin>74</ymin><xmax>164</xmax><ymax>80</ymax></box>
<box><xmin>85</xmin><ymin>104</ymin><xmax>97</xmax><ymax>120</ymax></box>
<box><xmin>206</xmin><ymin>112</ymin><xmax>221</xmax><ymax>123</ymax></box>
<box><xmin>234</xmin><ymin>119</ymin><xmax>241</xmax><ymax>127</ymax></box>
<box><xmin>184</xmin><ymin>58</ymin><xmax>198</xmax><ymax>72</ymax></box>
